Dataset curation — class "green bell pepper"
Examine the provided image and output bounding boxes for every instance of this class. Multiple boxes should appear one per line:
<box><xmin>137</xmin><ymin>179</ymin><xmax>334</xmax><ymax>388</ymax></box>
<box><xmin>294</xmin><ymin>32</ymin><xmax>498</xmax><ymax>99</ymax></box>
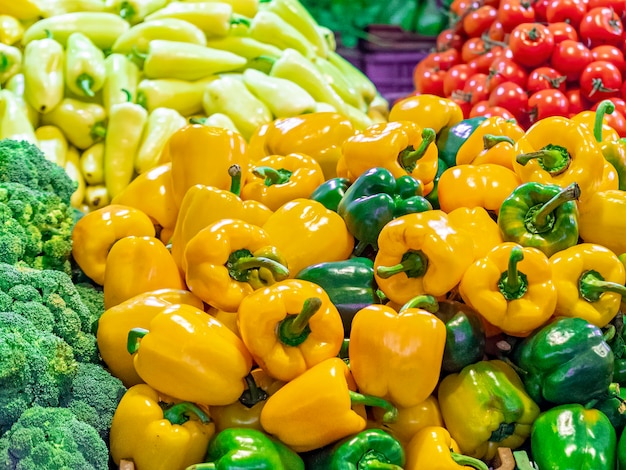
<box><xmin>337</xmin><ymin>167</ymin><xmax>432</xmax><ymax>255</ymax></box>
<box><xmin>187</xmin><ymin>427</ymin><xmax>304</xmax><ymax>470</ymax></box>
<box><xmin>593</xmin><ymin>383</ymin><xmax>626</xmax><ymax>434</ymax></box>
<box><xmin>497</xmin><ymin>181</ymin><xmax>581</xmax><ymax>258</ymax></box>
<box><xmin>295</xmin><ymin>257</ymin><xmax>379</xmax><ymax>336</ymax></box>
<box><xmin>436</xmin><ymin>299</ymin><xmax>486</xmax><ymax>374</ymax></box>
<box><xmin>531</xmin><ymin>404</ymin><xmax>617</xmax><ymax>470</ymax></box>
<box><xmin>300</xmin><ymin>428</ymin><xmax>405</xmax><ymax>470</ymax></box>
<box><xmin>511</xmin><ymin>316</ymin><xmax>615</xmax><ymax>406</ymax></box>
<box><xmin>604</xmin><ymin>312</ymin><xmax>626</xmax><ymax>386</ymax></box>
<box><xmin>310</xmin><ymin>177</ymin><xmax>351</xmax><ymax>212</ymax></box>
<box><xmin>436</xmin><ymin>116</ymin><xmax>487</xmax><ymax>168</ymax></box>
<box><xmin>618</xmin><ymin>423</ymin><xmax>626</xmax><ymax>468</ymax></box>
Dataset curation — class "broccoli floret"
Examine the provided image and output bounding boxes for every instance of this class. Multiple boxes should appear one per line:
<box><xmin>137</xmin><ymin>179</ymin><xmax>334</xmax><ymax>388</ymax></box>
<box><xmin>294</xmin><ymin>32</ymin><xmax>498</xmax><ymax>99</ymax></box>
<box><xmin>73</xmin><ymin>283</ymin><xmax>105</xmax><ymax>332</ymax></box>
<box><xmin>0</xmin><ymin>139</ymin><xmax>76</xmax><ymax>205</ymax></box>
<box><xmin>0</xmin><ymin>312</ymin><xmax>78</xmax><ymax>434</ymax></box>
<box><xmin>0</xmin><ymin>263</ymin><xmax>99</xmax><ymax>363</ymax></box>
<box><xmin>0</xmin><ymin>182</ymin><xmax>74</xmax><ymax>274</ymax></box>
<box><xmin>60</xmin><ymin>362</ymin><xmax>126</xmax><ymax>443</ymax></box>
<box><xmin>0</xmin><ymin>406</ymin><xmax>109</xmax><ymax>470</ymax></box>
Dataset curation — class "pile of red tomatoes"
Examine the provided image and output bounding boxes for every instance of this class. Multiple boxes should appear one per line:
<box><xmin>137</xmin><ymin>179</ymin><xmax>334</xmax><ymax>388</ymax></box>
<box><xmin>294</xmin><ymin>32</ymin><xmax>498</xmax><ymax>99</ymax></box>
<box><xmin>412</xmin><ymin>0</ymin><xmax>626</xmax><ymax>134</ymax></box>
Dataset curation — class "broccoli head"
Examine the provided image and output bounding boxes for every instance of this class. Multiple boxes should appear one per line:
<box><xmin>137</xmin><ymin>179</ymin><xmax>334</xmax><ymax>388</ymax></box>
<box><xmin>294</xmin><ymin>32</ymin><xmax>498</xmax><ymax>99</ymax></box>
<box><xmin>0</xmin><ymin>181</ymin><xmax>74</xmax><ymax>274</ymax></box>
<box><xmin>60</xmin><ymin>362</ymin><xmax>126</xmax><ymax>443</ymax></box>
<box><xmin>0</xmin><ymin>139</ymin><xmax>76</xmax><ymax>205</ymax></box>
<box><xmin>0</xmin><ymin>312</ymin><xmax>78</xmax><ymax>435</ymax></box>
<box><xmin>0</xmin><ymin>405</ymin><xmax>109</xmax><ymax>470</ymax></box>
<box><xmin>73</xmin><ymin>283</ymin><xmax>105</xmax><ymax>330</ymax></box>
<box><xmin>0</xmin><ymin>263</ymin><xmax>99</xmax><ymax>363</ymax></box>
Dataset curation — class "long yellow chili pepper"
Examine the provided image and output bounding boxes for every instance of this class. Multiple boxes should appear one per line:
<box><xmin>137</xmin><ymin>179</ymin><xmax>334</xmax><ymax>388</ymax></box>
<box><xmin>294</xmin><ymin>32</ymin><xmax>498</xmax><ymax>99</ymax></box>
<box><xmin>64</xmin><ymin>145</ymin><xmax>86</xmax><ymax>209</ymax></box>
<box><xmin>35</xmin><ymin>125</ymin><xmax>69</xmax><ymax>168</ymax></box>
<box><xmin>137</xmin><ymin>76</ymin><xmax>217</xmax><ymax>116</ymax></box>
<box><xmin>112</xmin><ymin>18</ymin><xmax>207</xmax><ymax>54</ymax></box>
<box><xmin>84</xmin><ymin>185</ymin><xmax>110</xmax><ymax>211</ymax></box>
<box><xmin>40</xmin><ymin>0</ymin><xmax>107</xmax><ymax>17</ymax></box>
<box><xmin>79</xmin><ymin>142</ymin><xmax>105</xmax><ymax>186</ymax></box>
<box><xmin>0</xmin><ymin>89</ymin><xmax>37</xmax><ymax>144</ymax></box>
<box><xmin>0</xmin><ymin>43</ymin><xmax>21</xmax><ymax>84</ymax></box>
<box><xmin>23</xmin><ymin>37</ymin><xmax>65</xmax><ymax>114</ymax></box>
<box><xmin>0</xmin><ymin>0</ymin><xmax>43</xmax><ymax>20</ymax></box>
<box><xmin>102</xmin><ymin>53</ymin><xmax>140</xmax><ymax>112</ymax></box>
<box><xmin>3</xmin><ymin>73</ymin><xmax>39</xmax><ymax>127</ymax></box>
<box><xmin>65</xmin><ymin>32</ymin><xmax>106</xmax><ymax>98</ymax></box>
<box><xmin>0</xmin><ymin>14</ymin><xmax>23</xmax><ymax>45</ymax></box>
<box><xmin>135</xmin><ymin>107</ymin><xmax>187</xmax><ymax>174</ymax></box>
<box><xmin>205</xmin><ymin>36</ymin><xmax>283</xmax><ymax>61</ymax></box>
<box><xmin>41</xmin><ymin>98</ymin><xmax>107</xmax><ymax>149</ymax></box>
<box><xmin>105</xmin><ymin>0</ymin><xmax>168</xmax><ymax>24</ymax></box>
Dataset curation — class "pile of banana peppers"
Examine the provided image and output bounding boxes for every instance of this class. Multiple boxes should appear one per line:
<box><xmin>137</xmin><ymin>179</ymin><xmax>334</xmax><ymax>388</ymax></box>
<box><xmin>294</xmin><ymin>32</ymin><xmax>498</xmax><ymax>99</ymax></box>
<box><xmin>72</xmin><ymin>94</ymin><xmax>626</xmax><ymax>469</ymax></box>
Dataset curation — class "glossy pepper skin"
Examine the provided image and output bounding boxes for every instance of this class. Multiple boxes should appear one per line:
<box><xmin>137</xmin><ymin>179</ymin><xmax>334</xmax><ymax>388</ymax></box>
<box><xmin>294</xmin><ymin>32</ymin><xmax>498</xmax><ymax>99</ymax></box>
<box><xmin>128</xmin><ymin>303</ymin><xmax>253</xmax><ymax>405</ymax></box>
<box><xmin>295</xmin><ymin>257</ymin><xmax>379</xmax><ymax>336</ymax></box>
<box><xmin>241</xmin><ymin>152</ymin><xmax>325</xmax><ymax>211</ymax></box>
<box><xmin>437</xmin><ymin>163</ymin><xmax>522</xmax><ymax>215</ymax></box>
<box><xmin>309</xmin><ymin>177</ymin><xmax>351</xmax><ymax>212</ymax></box>
<box><xmin>262</xmin><ymin>198</ymin><xmax>354</xmax><ymax>276</ymax></box>
<box><xmin>109</xmin><ymin>384</ymin><xmax>216</xmax><ymax>470</ymax></box>
<box><xmin>619</xmin><ymin>423</ymin><xmax>626</xmax><ymax>468</ymax></box>
<box><xmin>373</xmin><ymin>210</ymin><xmax>475</xmax><ymax>305</ymax></box>
<box><xmin>389</xmin><ymin>94</ymin><xmax>464</xmax><ymax>136</ymax></box>
<box><xmin>183</xmin><ymin>218</ymin><xmax>289</xmax><ymax>311</ymax></box>
<box><xmin>578</xmin><ymin>189</ymin><xmax>626</xmax><ymax>256</ymax></box>
<box><xmin>531</xmin><ymin>404</ymin><xmax>617</xmax><ymax>470</ymax></box>
<box><xmin>349</xmin><ymin>295</ymin><xmax>446</xmax><ymax>408</ymax></box>
<box><xmin>337</xmin><ymin>167</ymin><xmax>432</xmax><ymax>255</ymax></box>
<box><xmin>301</xmin><ymin>429</ymin><xmax>406</xmax><ymax>470</ymax></box>
<box><xmin>459</xmin><ymin>243</ymin><xmax>557</xmax><ymax>336</ymax></box>
<box><xmin>513</xmin><ymin>116</ymin><xmax>604</xmax><ymax>201</ymax></box>
<box><xmin>97</xmin><ymin>288</ymin><xmax>204</xmax><ymax>387</ymax></box>
<box><xmin>447</xmin><ymin>206</ymin><xmax>503</xmax><ymax>261</ymax></box>
<box><xmin>550</xmin><ymin>243</ymin><xmax>626</xmax><ymax>327</ymax></box>
<box><xmin>511</xmin><ymin>316</ymin><xmax>615</xmax><ymax>406</ymax></box>
<box><xmin>72</xmin><ymin>204</ymin><xmax>156</xmax><ymax>285</ymax></box>
<box><xmin>498</xmin><ymin>181</ymin><xmax>581</xmax><ymax>258</ymax></box>
<box><xmin>341</xmin><ymin>121</ymin><xmax>438</xmax><ymax>188</ymax></box>
<box><xmin>438</xmin><ymin>359</ymin><xmax>540</xmax><ymax>460</ymax></box>
<box><xmin>435</xmin><ymin>116</ymin><xmax>488</xmax><ymax>168</ymax></box>
<box><xmin>41</xmin><ymin>98</ymin><xmax>108</xmax><ymax>150</ymax></box>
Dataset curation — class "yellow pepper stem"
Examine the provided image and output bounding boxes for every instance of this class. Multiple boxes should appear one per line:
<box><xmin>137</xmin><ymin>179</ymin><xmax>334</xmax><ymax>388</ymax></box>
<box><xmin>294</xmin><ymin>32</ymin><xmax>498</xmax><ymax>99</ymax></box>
<box><xmin>228</xmin><ymin>164</ymin><xmax>242</xmax><ymax>196</ymax></box>
<box><xmin>483</xmin><ymin>134</ymin><xmax>514</xmax><ymax>150</ymax></box>
<box><xmin>376</xmin><ymin>250</ymin><xmax>428</xmax><ymax>280</ymax></box>
<box><xmin>527</xmin><ymin>182</ymin><xmax>580</xmax><ymax>232</ymax></box>
<box><xmin>399</xmin><ymin>294</ymin><xmax>439</xmax><ymax>313</ymax></box>
<box><xmin>76</xmin><ymin>73</ymin><xmax>96</xmax><ymax>98</ymax></box>
<box><xmin>127</xmin><ymin>327</ymin><xmax>149</xmax><ymax>354</ymax></box>
<box><xmin>516</xmin><ymin>144</ymin><xmax>571</xmax><ymax>175</ymax></box>
<box><xmin>594</xmin><ymin>100</ymin><xmax>616</xmax><ymax>142</ymax></box>
<box><xmin>579</xmin><ymin>269</ymin><xmax>626</xmax><ymax>302</ymax></box>
<box><xmin>451</xmin><ymin>453</ymin><xmax>490</xmax><ymax>470</ymax></box>
<box><xmin>239</xmin><ymin>372</ymin><xmax>269</xmax><ymax>408</ymax></box>
<box><xmin>498</xmin><ymin>246</ymin><xmax>528</xmax><ymax>300</ymax></box>
<box><xmin>91</xmin><ymin>122</ymin><xmax>107</xmax><ymax>141</ymax></box>
<box><xmin>398</xmin><ymin>127</ymin><xmax>436</xmax><ymax>174</ymax></box>
<box><xmin>163</xmin><ymin>402</ymin><xmax>211</xmax><ymax>425</ymax></box>
<box><xmin>348</xmin><ymin>391</ymin><xmax>398</xmax><ymax>423</ymax></box>
<box><xmin>253</xmin><ymin>166</ymin><xmax>292</xmax><ymax>186</ymax></box>
<box><xmin>276</xmin><ymin>297</ymin><xmax>321</xmax><ymax>347</ymax></box>
<box><xmin>227</xmin><ymin>248</ymin><xmax>290</xmax><ymax>285</ymax></box>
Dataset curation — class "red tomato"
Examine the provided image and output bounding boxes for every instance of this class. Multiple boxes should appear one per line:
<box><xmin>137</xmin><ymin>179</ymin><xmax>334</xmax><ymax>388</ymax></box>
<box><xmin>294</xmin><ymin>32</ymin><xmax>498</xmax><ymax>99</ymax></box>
<box><xmin>545</xmin><ymin>0</ymin><xmax>588</xmax><ymax>29</ymax></box>
<box><xmin>436</xmin><ymin>29</ymin><xmax>466</xmax><ymax>51</ymax></box>
<box><xmin>579</xmin><ymin>7</ymin><xmax>624</xmax><ymax>48</ymax></box>
<box><xmin>476</xmin><ymin>105</ymin><xmax>516</xmax><ymax>119</ymax></box>
<box><xmin>414</xmin><ymin>67</ymin><xmax>447</xmax><ymax>96</ymax></box>
<box><xmin>550</xmin><ymin>39</ymin><xmax>594</xmax><ymax>82</ymax></box>
<box><xmin>463</xmin><ymin>5</ymin><xmax>498</xmax><ymax>37</ymax></box>
<box><xmin>602</xmin><ymin>97</ymin><xmax>626</xmax><ymax>116</ymax></box>
<box><xmin>469</xmin><ymin>100</ymin><xmax>492</xmax><ymax>117</ymax></box>
<box><xmin>452</xmin><ymin>96</ymin><xmax>474</xmax><ymax>118</ymax></box>
<box><xmin>526</xmin><ymin>66</ymin><xmax>568</xmax><ymax>93</ymax></box>
<box><xmin>533</xmin><ymin>0</ymin><xmax>552</xmax><ymax>22</ymax></box>
<box><xmin>488</xmin><ymin>81</ymin><xmax>529</xmax><ymax>122</ymax></box>
<box><xmin>528</xmin><ymin>89</ymin><xmax>570</xmax><ymax>124</ymax></box>
<box><xmin>444</xmin><ymin>64</ymin><xmax>474</xmax><ymax>96</ymax></box>
<box><xmin>580</xmin><ymin>60</ymin><xmax>623</xmax><ymax>102</ymax></box>
<box><xmin>620</xmin><ymin>80</ymin><xmax>626</xmax><ymax>100</ymax></box>
<box><xmin>467</xmin><ymin>45</ymin><xmax>505</xmax><ymax>74</ymax></box>
<box><xmin>547</xmin><ymin>22</ymin><xmax>579</xmax><ymax>43</ymax></box>
<box><xmin>591</xmin><ymin>45</ymin><xmax>625</xmax><ymax>71</ymax></box>
<box><xmin>450</xmin><ymin>0</ymin><xmax>476</xmax><ymax>17</ymax></box>
<box><xmin>487</xmin><ymin>20</ymin><xmax>506</xmax><ymax>41</ymax></box>
<box><xmin>497</xmin><ymin>0</ymin><xmax>536</xmax><ymax>33</ymax></box>
<box><xmin>565</xmin><ymin>88</ymin><xmax>591</xmax><ymax>115</ymax></box>
<box><xmin>461</xmin><ymin>37</ymin><xmax>488</xmax><ymax>63</ymax></box>
<box><xmin>463</xmin><ymin>73</ymin><xmax>491</xmax><ymax>104</ymax></box>
<box><xmin>590</xmin><ymin>106</ymin><xmax>626</xmax><ymax>136</ymax></box>
<box><xmin>586</xmin><ymin>0</ymin><xmax>625</xmax><ymax>16</ymax></box>
<box><xmin>487</xmin><ymin>56</ymin><xmax>529</xmax><ymax>91</ymax></box>
<box><xmin>508</xmin><ymin>23</ymin><xmax>555</xmax><ymax>68</ymax></box>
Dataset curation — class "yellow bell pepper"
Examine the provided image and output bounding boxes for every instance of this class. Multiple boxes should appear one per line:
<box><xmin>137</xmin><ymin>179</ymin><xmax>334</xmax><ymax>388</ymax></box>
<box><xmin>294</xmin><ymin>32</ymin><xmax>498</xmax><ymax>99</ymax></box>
<box><xmin>262</xmin><ymin>198</ymin><xmax>354</xmax><ymax>276</ymax></box>
<box><xmin>241</xmin><ymin>152</ymin><xmax>325</xmax><ymax>211</ymax></box>
<box><xmin>600</xmin><ymin>158</ymin><xmax>620</xmax><ymax>191</ymax></box>
<box><xmin>405</xmin><ymin>426</ymin><xmax>490</xmax><ymax>470</ymax></box>
<box><xmin>579</xmin><ymin>189</ymin><xmax>626</xmax><ymax>256</ymax></box>
<box><xmin>260</xmin><ymin>357</ymin><xmax>395</xmax><ymax>452</ymax></box>
<box><xmin>110</xmin><ymin>384</ymin><xmax>215</xmax><ymax>470</ymax></box>
<box><xmin>128</xmin><ymin>302</ymin><xmax>253</xmax><ymax>405</ymax></box>
<box><xmin>184</xmin><ymin>218</ymin><xmax>289</xmax><ymax>311</ymax></box>
<box><xmin>0</xmin><ymin>14</ymin><xmax>23</xmax><ymax>45</ymax></box>
<box><xmin>97</xmin><ymin>288</ymin><xmax>204</xmax><ymax>387</ymax></box>
<box><xmin>341</xmin><ymin>121</ymin><xmax>438</xmax><ymax>187</ymax></box>
<box><xmin>169</xmin><ymin>170</ymin><xmax>273</xmax><ymax>271</ymax></box>
<box><xmin>437</xmin><ymin>164</ymin><xmax>522</xmax><ymax>215</ymax></box>
<box><xmin>135</xmin><ymin>107</ymin><xmax>187</xmax><ymax>174</ymax></box>
<box><xmin>572</xmin><ymin>108</ymin><xmax>620</xmax><ymax>143</ymax></box>
<box><xmin>237</xmin><ymin>278</ymin><xmax>344</xmax><ymax>381</ymax></box>
<box><xmin>41</xmin><ymin>98</ymin><xmax>107</xmax><ymax>150</ymax></box>
<box><xmin>103</xmin><ymin>235</ymin><xmax>185</xmax><ymax>309</ymax></box>
<box><xmin>137</xmin><ymin>76</ymin><xmax>216</xmax><ymax>116</ymax></box>
<box><xmin>112</xmin><ymin>18</ymin><xmax>207</xmax><ymax>54</ymax></box>
<box><xmin>550</xmin><ymin>243</ymin><xmax>626</xmax><ymax>327</ymax></box>
<box><xmin>34</xmin><ymin>125</ymin><xmax>68</xmax><ymax>168</ymax></box>
<box><xmin>246</xmin><ymin>112</ymin><xmax>355</xmax><ymax>180</ymax></box>
<box><xmin>79</xmin><ymin>142</ymin><xmax>105</xmax><ymax>185</ymax></box>
<box><xmin>71</xmin><ymin>204</ymin><xmax>156</xmax><ymax>285</ymax></box>
<box><xmin>388</xmin><ymin>94</ymin><xmax>464</xmax><ymax>134</ymax></box>
<box><xmin>513</xmin><ymin>116</ymin><xmax>604</xmax><ymax>201</ymax></box>
<box><xmin>192</xmin><ymin>112</ymin><xmax>241</xmax><ymax>134</ymax></box>
<box><xmin>349</xmin><ymin>295</ymin><xmax>446</xmax><ymax>409</ymax></box>
<box><xmin>459</xmin><ymin>242</ymin><xmax>557</xmax><ymax>337</ymax></box>
<box><xmin>447</xmin><ymin>206</ymin><xmax>504</xmax><ymax>261</ymax></box>
<box><xmin>373</xmin><ymin>210</ymin><xmax>475</xmax><ymax>305</ymax></box>
<box><xmin>102</xmin><ymin>53</ymin><xmax>140</xmax><ymax>112</ymax></box>
<box><xmin>0</xmin><ymin>89</ymin><xmax>37</xmax><ymax>145</ymax></box>
<box><xmin>23</xmin><ymin>37</ymin><xmax>64</xmax><ymax>115</ymax></box>
<box><xmin>167</xmin><ymin>124</ymin><xmax>250</xmax><ymax>205</ymax></box>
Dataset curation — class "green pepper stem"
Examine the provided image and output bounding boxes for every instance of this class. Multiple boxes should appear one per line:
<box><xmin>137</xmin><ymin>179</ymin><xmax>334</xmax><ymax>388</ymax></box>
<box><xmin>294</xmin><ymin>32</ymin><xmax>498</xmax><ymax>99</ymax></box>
<box><xmin>376</xmin><ymin>250</ymin><xmax>428</xmax><ymax>279</ymax></box>
<box><xmin>594</xmin><ymin>100</ymin><xmax>616</xmax><ymax>142</ymax></box>
<box><xmin>228</xmin><ymin>164</ymin><xmax>242</xmax><ymax>196</ymax></box>
<box><xmin>532</xmin><ymin>182</ymin><xmax>580</xmax><ymax>229</ymax></box>
<box><xmin>0</xmin><ymin>53</ymin><xmax>8</xmax><ymax>72</ymax></box>
<box><xmin>253</xmin><ymin>166</ymin><xmax>292</xmax><ymax>186</ymax></box>
<box><xmin>276</xmin><ymin>297</ymin><xmax>321</xmax><ymax>347</ymax></box>
<box><xmin>451</xmin><ymin>453</ymin><xmax>489</xmax><ymax>470</ymax></box>
<box><xmin>231</xmin><ymin>256</ymin><xmax>289</xmax><ymax>282</ymax></box>
<box><xmin>189</xmin><ymin>117</ymin><xmax>207</xmax><ymax>125</ymax></box>
<box><xmin>497</xmin><ymin>246</ymin><xmax>529</xmax><ymax>301</ymax></box>
<box><xmin>579</xmin><ymin>270</ymin><xmax>626</xmax><ymax>302</ymax></box>
<box><xmin>516</xmin><ymin>144</ymin><xmax>570</xmax><ymax>175</ymax></box>
<box><xmin>163</xmin><ymin>402</ymin><xmax>211</xmax><ymax>425</ymax></box>
<box><xmin>359</xmin><ymin>462</ymin><xmax>403</xmax><ymax>470</ymax></box>
<box><xmin>184</xmin><ymin>465</ymin><xmax>216</xmax><ymax>470</ymax></box>
<box><xmin>339</xmin><ymin>338</ymin><xmax>350</xmax><ymax>359</ymax></box>
<box><xmin>231</xmin><ymin>15</ymin><xmax>251</xmax><ymax>27</ymax></box>
<box><xmin>399</xmin><ymin>294</ymin><xmax>439</xmax><ymax>313</ymax></box>
<box><xmin>483</xmin><ymin>134</ymin><xmax>514</xmax><ymax>150</ymax></box>
<box><xmin>136</xmin><ymin>91</ymin><xmax>147</xmax><ymax>109</ymax></box>
<box><xmin>76</xmin><ymin>73</ymin><xmax>95</xmax><ymax>98</ymax></box>
<box><xmin>349</xmin><ymin>390</ymin><xmax>398</xmax><ymax>423</ymax></box>
<box><xmin>121</xmin><ymin>88</ymin><xmax>132</xmax><ymax>103</ymax></box>
<box><xmin>239</xmin><ymin>372</ymin><xmax>268</xmax><ymax>408</ymax></box>
<box><xmin>118</xmin><ymin>1</ymin><xmax>136</xmax><ymax>20</ymax></box>
<box><xmin>398</xmin><ymin>128</ymin><xmax>436</xmax><ymax>173</ymax></box>
<box><xmin>127</xmin><ymin>327</ymin><xmax>149</xmax><ymax>354</ymax></box>
<box><xmin>90</xmin><ymin>122</ymin><xmax>107</xmax><ymax>141</ymax></box>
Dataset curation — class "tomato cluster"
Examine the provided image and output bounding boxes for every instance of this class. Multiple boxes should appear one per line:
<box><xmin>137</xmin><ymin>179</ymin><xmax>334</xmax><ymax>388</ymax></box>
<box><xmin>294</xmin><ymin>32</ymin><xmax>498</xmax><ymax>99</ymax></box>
<box><xmin>412</xmin><ymin>0</ymin><xmax>626</xmax><ymax>134</ymax></box>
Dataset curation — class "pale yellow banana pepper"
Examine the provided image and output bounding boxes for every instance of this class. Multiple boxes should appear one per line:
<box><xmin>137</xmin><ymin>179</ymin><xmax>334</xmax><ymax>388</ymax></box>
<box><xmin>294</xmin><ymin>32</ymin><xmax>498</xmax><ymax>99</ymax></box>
<box><xmin>144</xmin><ymin>1</ymin><xmax>242</xmax><ymax>37</ymax></box>
<box><xmin>0</xmin><ymin>14</ymin><xmax>24</xmax><ymax>45</ymax></box>
<box><xmin>23</xmin><ymin>37</ymin><xmax>65</xmax><ymax>114</ymax></box>
<box><xmin>41</xmin><ymin>98</ymin><xmax>107</xmax><ymax>149</ymax></box>
<box><xmin>112</xmin><ymin>18</ymin><xmax>207</xmax><ymax>54</ymax></box>
<box><xmin>65</xmin><ymin>32</ymin><xmax>106</xmax><ymax>98</ymax></box>
<box><xmin>102</xmin><ymin>53</ymin><xmax>141</xmax><ymax>112</ymax></box>
<box><xmin>80</xmin><ymin>142</ymin><xmax>105</xmax><ymax>186</ymax></box>
<box><xmin>64</xmin><ymin>145</ymin><xmax>87</xmax><ymax>209</ymax></box>
<box><xmin>135</xmin><ymin>107</ymin><xmax>187</xmax><ymax>174</ymax></box>
<box><xmin>0</xmin><ymin>0</ymin><xmax>43</xmax><ymax>20</ymax></box>
<box><xmin>105</xmin><ymin>0</ymin><xmax>169</xmax><ymax>24</ymax></box>
<box><xmin>4</xmin><ymin>73</ymin><xmax>39</xmax><ymax>128</ymax></box>
<box><xmin>0</xmin><ymin>43</ymin><xmax>21</xmax><ymax>84</ymax></box>
<box><xmin>35</xmin><ymin>125</ymin><xmax>68</xmax><ymax>168</ymax></box>
<box><xmin>137</xmin><ymin>76</ymin><xmax>217</xmax><ymax>116</ymax></box>
<box><xmin>0</xmin><ymin>89</ymin><xmax>37</xmax><ymax>144</ymax></box>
